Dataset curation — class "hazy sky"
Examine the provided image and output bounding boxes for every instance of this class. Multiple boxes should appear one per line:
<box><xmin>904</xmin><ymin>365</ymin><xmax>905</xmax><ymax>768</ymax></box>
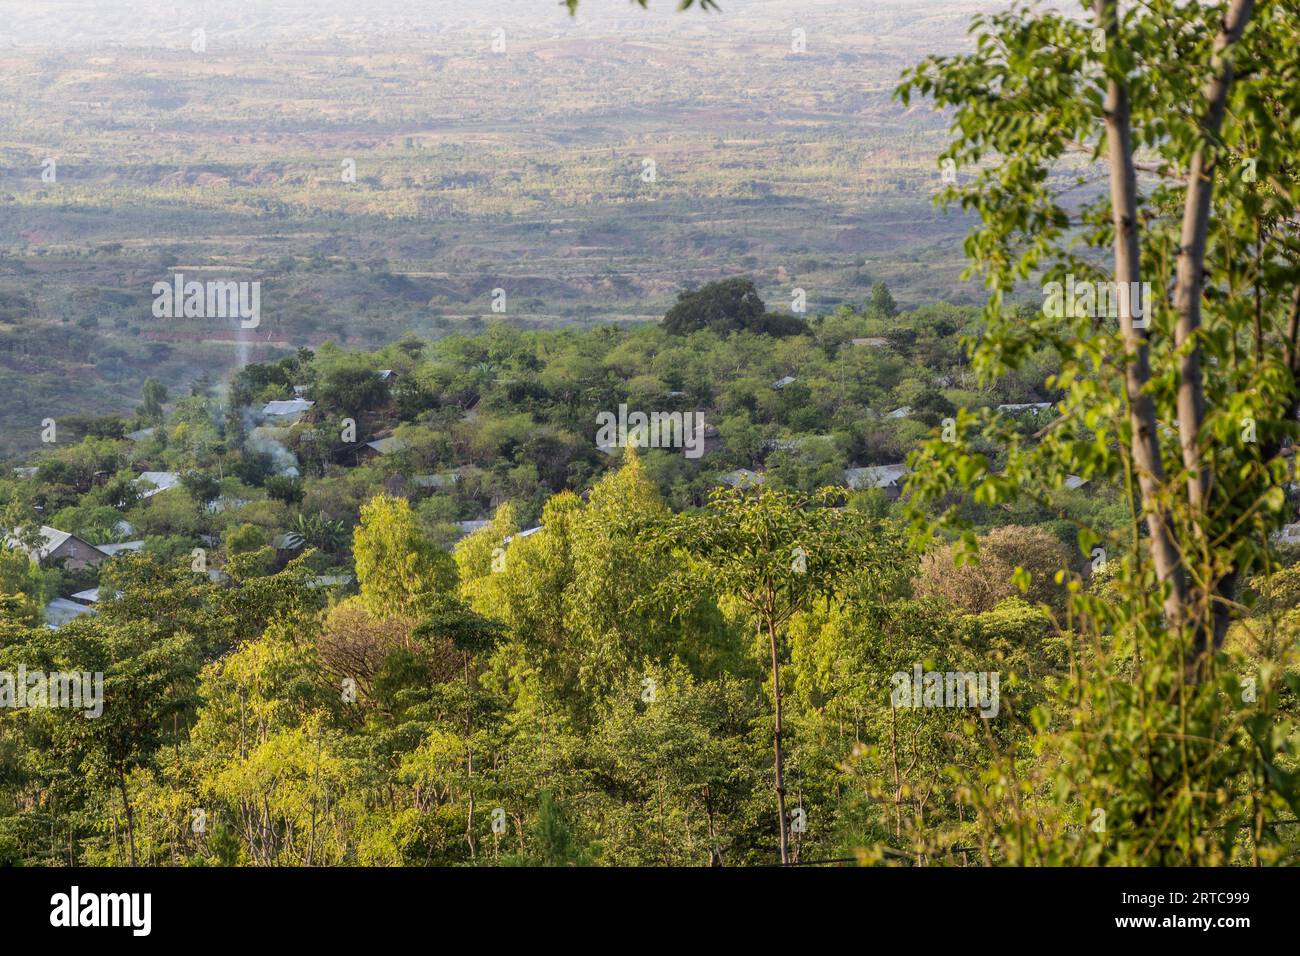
<box><xmin>0</xmin><ymin>1</ymin><xmax>1009</xmax><ymax>49</ymax></box>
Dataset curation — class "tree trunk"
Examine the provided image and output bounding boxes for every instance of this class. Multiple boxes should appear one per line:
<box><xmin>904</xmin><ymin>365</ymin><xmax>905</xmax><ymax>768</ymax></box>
<box><xmin>767</xmin><ymin>614</ymin><xmax>789</xmax><ymax>865</ymax></box>
<box><xmin>118</xmin><ymin>773</ymin><xmax>137</xmax><ymax>866</ymax></box>
<box><xmin>1093</xmin><ymin>0</ymin><xmax>1189</xmax><ymax>629</ymax></box>
<box><xmin>1171</xmin><ymin>0</ymin><xmax>1255</xmax><ymax>662</ymax></box>
<box><xmin>465</xmin><ymin>655</ymin><xmax>476</xmax><ymax>860</ymax></box>
<box><xmin>1173</xmin><ymin>0</ymin><xmax>1254</xmax><ymax>514</ymax></box>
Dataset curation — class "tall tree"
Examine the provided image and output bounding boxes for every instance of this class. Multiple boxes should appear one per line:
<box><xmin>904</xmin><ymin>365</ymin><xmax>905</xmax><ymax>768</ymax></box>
<box><xmin>644</xmin><ymin>486</ymin><xmax>898</xmax><ymax>864</ymax></box>
<box><xmin>868</xmin><ymin>281</ymin><xmax>898</xmax><ymax>319</ymax></box>
<box><xmin>139</xmin><ymin>377</ymin><xmax>168</xmax><ymax>425</ymax></box>
<box><xmin>899</xmin><ymin>0</ymin><xmax>1294</xmax><ymax>665</ymax></box>
<box><xmin>899</xmin><ymin>0</ymin><xmax>1300</xmax><ymax>861</ymax></box>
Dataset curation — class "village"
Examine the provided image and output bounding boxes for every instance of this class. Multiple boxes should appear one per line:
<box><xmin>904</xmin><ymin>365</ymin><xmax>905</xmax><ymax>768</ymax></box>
<box><xmin>7</xmin><ymin>359</ymin><xmax>934</xmax><ymax>628</ymax></box>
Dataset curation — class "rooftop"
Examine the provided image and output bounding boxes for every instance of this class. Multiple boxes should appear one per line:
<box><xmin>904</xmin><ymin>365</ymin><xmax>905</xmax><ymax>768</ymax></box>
<box><xmin>43</xmin><ymin>598</ymin><xmax>98</xmax><ymax>628</ymax></box>
<box><xmin>719</xmin><ymin>469</ymin><xmax>765</xmax><ymax>488</ymax></box>
<box><xmin>844</xmin><ymin>463</ymin><xmax>910</xmax><ymax>490</ymax></box>
<box><xmin>5</xmin><ymin>526</ymin><xmax>105</xmax><ymax>562</ymax></box>
<box><xmin>135</xmin><ymin>471</ymin><xmax>180</xmax><ymax>498</ymax></box>
<box><xmin>261</xmin><ymin>398</ymin><xmax>315</xmax><ymax>418</ymax></box>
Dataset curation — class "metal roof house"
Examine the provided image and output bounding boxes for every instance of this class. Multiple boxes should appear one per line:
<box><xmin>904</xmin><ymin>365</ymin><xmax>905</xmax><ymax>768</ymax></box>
<box><xmin>718</xmin><ymin>469</ymin><xmax>766</xmax><ymax>489</ymax></box>
<box><xmin>308</xmin><ymin>573</ymin><xmax>354</xmax><ymax>588</ymax></box>
<box><xmin>70</xmin><ymin>587</ymin><xmax>123</xmax><ymax>605</ymax></box>
<box><xmin>362</xmin><ymin>435</ymin><xmax>411</xmax><ymax>457</ymax></box>
<box><xmin>412</xmin><ymin>473</ymin><xmax>460</xmax><ymax>490</ymax></box>
<box><xmin>844</xmin><ymin>463</ymin><xmax>910</xmax><ymax>499</ymax></box>
<box><xmin>43</xmin><ymin>598</ymin><xmax>98</xmax><ymax>628</ymax></box>
<box><xmin>272</xmin><ymin>533</ymin><xmax>306</xmax><ymax>552</ymax></box>
<box><xmin>503</xmin><ymin>525</ymin><xmax>545</xmax><ymax>545</ymax></box>
<box><xmin>135</xmin><ymin>471</ymin><xmax>181</xmax><ymax>499</ymax></box>
<box><xmin>97</xmin><ymin>541</ymin><xmax>144</xmax><ymax>557</ymax></box>
<box><xmin>261</xmin><ymin>398</ymin><xmax>315</xmax><ymax>422</ymax></box>
<box><xmin>5</xmin><ymin>526</ymin><xmax>108</xmax><ymax>570</ymax></box>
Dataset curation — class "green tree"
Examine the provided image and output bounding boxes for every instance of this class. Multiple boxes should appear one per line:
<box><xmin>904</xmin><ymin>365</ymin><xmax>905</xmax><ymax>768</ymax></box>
<box><xmin>3</xmin><ymin>617</ymin><xmax>198</xmax><ymax>865</ymax></box>
<box><xmin>644</xmin><ymin>486</ymin><xmax>899</xmax><ymax>864</ymax></box>
<box><xmin>318</xmin><ymin>359</ymin><xmax>388</xmax><ymax>418</ymax></box>
<box><xmin>265</xmin><ymin>475</ymin><xmax>305</xmax><ymax>506</ymax></box>
<box><xmin>139</xmin><ymin>377</ymin><xmax>168</xmax><ymax>426</ymax></box>
<box><xmin>514</xmin><ymin>790</ymin><xmax>594</xmax><ymax>866</ymax></box>
<box><xmin>663</xmin><ymin>277</ymin><xmax>766</xmax><ymax>336</ymax></box>
<box><xmin>354</xmin><ymin>494</ymin><xmax>456</xmax><ymax>618</ymax></box>
<box><xmin>899</xmin><ymin>0</ymin><xmax>1300</xmax><ymax>863</ymax></box>
<box><xmin>867</xmin><ymin>281</ymin><xmax>898</xmax><ymax>319</ymax></box>
<box><xmin>180</xmin><ymin>470</ymin><xmax>221</xmax><ymax>517</ymax></box>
